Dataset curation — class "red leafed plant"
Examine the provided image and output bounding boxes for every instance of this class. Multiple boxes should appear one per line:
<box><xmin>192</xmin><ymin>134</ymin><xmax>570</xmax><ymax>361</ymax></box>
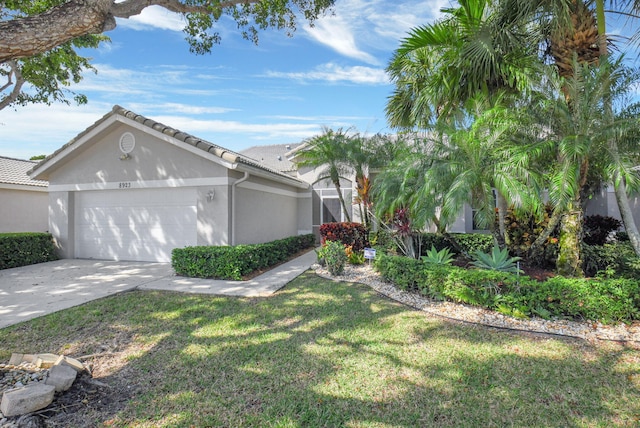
<box><xmin>319</xmin><ymin>222</ymin><xmax>369</xmax><ymax>251</ymax></box>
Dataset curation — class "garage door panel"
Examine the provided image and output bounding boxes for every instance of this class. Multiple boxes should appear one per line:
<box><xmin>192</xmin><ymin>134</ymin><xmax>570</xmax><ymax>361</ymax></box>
<box><xmin>75</xmin><ymin>188</ymin><xmax>197</xmax><ymax>262</ymax></box>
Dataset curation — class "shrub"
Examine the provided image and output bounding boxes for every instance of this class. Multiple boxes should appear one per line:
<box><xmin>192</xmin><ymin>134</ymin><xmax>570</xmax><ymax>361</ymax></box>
<box><xmin>0</xmin><ymin>233</ymin><xmax>58</xmax><ymax>270</ymax></box>
<box><xmin>345</xmin><ymin>246</ymin><xmax>365</xmax><ymax>265</ymax></box>
<box><xmin>416</xmin><ymin>233</ymin><xmax>493</xmax><ymax>256</ymax></box>
<box><xmin>369</xmin><ymin>228</ymin><xmax>398</xmax><ymax>254</ymax></box>
<box><xmin>172</xmin><ymin>234</ymin><xmax>315</xmax><ymax>280</ymax></box>
<box><xmin>320</xmin><ymin>240</ymin><xmax>348</xmax><ymax>276</ymax></box>
<box><xmin>582</xmin><ymin>242</ymin><xmax>640</xmax><ymax>279</ymax></box>
<box><xmin>374</xmin><ymin>253</ymin><xmax>640</xmax><ymax>324</ymax></box>
<box><xmin>320</xmin><ymin>222</ymin><xmax>369</xmax><ymax>251</ymax></box>
<box><xmin>583</xmin><ymin>215</ymin><xmax>622</xmax><ymax>245</ymax></box>
<box><xmin>454</xmin><ymin>233</ymin><xmax>494</xmax><ymax>254</ymax></box>
<box><xmin>504</xmin><ymin>204</ymin><xmax>558</xmax><ymax>259</ymax></box>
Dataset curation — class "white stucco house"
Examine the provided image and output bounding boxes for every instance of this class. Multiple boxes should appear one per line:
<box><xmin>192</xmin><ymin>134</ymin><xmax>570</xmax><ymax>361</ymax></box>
<box><xmin>29</xmin><ymin>106</ymin><xmax>312</xmax><ymax>262</ymax></box>
<box><xmin>0</xmin><ymin>156</ymin><xmax>48</xmax><ymax>233</ymax></box>
<box><xmin>23</xmin><ymin>105</ymin><xmax>639</xmax><ymax>263</ymax></box>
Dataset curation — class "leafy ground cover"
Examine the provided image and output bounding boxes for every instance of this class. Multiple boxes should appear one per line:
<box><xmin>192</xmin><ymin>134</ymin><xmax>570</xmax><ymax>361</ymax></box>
<box><xmin>1</xmin><ymin>273</ymin><xmax>639</xmax><ymax>427</ymax></box>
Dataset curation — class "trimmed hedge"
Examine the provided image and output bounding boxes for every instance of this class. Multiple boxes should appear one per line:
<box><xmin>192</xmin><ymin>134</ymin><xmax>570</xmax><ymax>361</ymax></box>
<box><xmin>172</xmin><ymin>234</ymin><xmax>315</xmax><ymax>280</ymax></box>
<box><xmin>374</xmin><ymin>253</ymin><xmax>640</xmax><ymax>324</ymax></box>
<box><xmin>415</xmin><ymin>233</ymin><xmax>494</xmax><ymax>257</ymax></box>
<box><xmin>0</xmin><ymin>233</ymin><xmax>58</xmax><ymax>270</ymax></box>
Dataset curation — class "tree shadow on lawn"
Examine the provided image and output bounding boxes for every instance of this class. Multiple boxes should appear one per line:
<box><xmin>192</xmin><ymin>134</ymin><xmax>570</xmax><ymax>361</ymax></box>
<box><xmin>1</xmin><ymin>272</ymin><xmax>639</xmax><ymax>427</ymax></box>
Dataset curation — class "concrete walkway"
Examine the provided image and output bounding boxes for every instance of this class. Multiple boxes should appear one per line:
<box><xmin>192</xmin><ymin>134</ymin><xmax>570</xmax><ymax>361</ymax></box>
<box><xmin>0</xmin><ymin>250</ymin><xmax>317</xmax><ymax>329</ymax></box>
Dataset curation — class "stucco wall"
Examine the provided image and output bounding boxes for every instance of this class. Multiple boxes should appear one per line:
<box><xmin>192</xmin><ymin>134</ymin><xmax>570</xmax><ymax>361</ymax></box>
<box><xmin>0</xmin><ymin>188</ymin><xmax>48</xmax><ymax>233</ymax></box>
<box><xmin>196</xmin><ymin>185</ymin><xmax>231</xmax><ymax>246</ymax></box>
<box><xmin>48</xmin><ymin>191</ymin><xmax>75</xmax><ymax>258</ymax></box>
<box><xmin>234</xmin><ymin>175</ymin><xmax>300</xmax><ymax>244</ymax></box>
<box><xmin>47</xmin><ymin>124</ymin><xmax>228</xmax><ymax>185</ymax></box>
<box><xmin>587</xmin><ymin>187</ymin><xmax>640</xmax><ymax>228</ymax></box>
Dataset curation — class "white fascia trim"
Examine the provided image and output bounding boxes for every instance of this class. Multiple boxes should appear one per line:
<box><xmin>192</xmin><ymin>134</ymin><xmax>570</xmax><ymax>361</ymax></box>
<box><xmin>115</xmin><ymin>116</ymin><xmax>238</xmax><ymax>170</ymax></box>
<box><xmin>0</xmin><ymin>183</ymin><xmax>48</xmax><ymax>192</ymax></box>
<box><xmin>235</xmin><ymin>163</ymin><xmax>309</xmax><ymax>189</ymax></box>
<box><xmin>236</xmin><ymin>180</ymin><xmax>311</xmax><ymax>199</ymax></box>
<box><xmin>48</xmin><ymin>177</ymin><xmax>230</xmax><ymax>192</ymax></box>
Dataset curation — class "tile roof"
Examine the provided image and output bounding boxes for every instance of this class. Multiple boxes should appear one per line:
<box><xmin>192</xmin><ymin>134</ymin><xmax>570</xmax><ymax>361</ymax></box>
<box><xmin>29</xmin><ymin>105</ymin><xmax>305</xmax><ymax>186</ymax></box>
<box><xmin>0</xmin><ymin>156</ymin><xmax>47</xmax><ymax>187</ymax></box>
<box><xmin>240</xmin><ymin>143</ymin><xmax>302</xmax><ymax>174</ymax></box>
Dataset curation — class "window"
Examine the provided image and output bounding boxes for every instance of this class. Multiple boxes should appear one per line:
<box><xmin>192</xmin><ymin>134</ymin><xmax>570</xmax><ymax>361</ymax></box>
<box><xmin>322</xmin><ymin>197</ymin><xmax>342</xmax><ymax>223</ymax></box>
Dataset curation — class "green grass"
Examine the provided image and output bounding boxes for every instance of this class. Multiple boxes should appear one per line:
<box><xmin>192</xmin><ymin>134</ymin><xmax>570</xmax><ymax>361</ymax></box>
<box><xmin>1</xmin><ymin>272</ymin><xmax>639</xmax><ymax>427</ymax></box>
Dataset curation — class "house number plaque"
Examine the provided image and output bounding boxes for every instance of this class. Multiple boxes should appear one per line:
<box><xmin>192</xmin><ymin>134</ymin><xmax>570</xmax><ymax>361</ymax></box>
<box><xmin>118</xmin><ymin>182</ymin><xmax>132</xmax><ymax>189</ymax></box>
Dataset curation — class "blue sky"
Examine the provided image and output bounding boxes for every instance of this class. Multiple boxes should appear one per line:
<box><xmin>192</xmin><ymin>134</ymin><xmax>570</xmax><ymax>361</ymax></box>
<box><xmin>0</xmin><ymin>0</ymin><xmax>447</xmax><ymax>160</ymax></box>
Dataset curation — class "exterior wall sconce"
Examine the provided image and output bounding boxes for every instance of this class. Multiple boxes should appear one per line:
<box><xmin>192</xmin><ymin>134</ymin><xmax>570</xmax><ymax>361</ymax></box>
<box><xmin>207</xmin><ymin>190</ymin><xmax>215</xmax><ymax>202</ymax></box>
<box><xmin>119</xmin><ymin>153</ymin><xmax>131</xmax><ymax>161</ymax></box>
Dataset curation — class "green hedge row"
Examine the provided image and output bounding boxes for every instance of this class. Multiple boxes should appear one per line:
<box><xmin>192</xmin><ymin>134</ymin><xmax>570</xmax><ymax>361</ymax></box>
<box><xmin>374</xmin><ymin>253</ymin><xmax>640</xmax><ymax>324</ymax></box>
<box><xmin>415</xmin><ymin>233</ymin><xmax>494</xmax><ymax>256</ymax></box>
<box><xmin>0</xmin><ymin>233</ymin><xmax>58</xmax><ymax>270</ymax></box>
<box><xmin>172</xmin><ymin>234</ymin><xmax>315</xmax><ymax>280</ymax></box>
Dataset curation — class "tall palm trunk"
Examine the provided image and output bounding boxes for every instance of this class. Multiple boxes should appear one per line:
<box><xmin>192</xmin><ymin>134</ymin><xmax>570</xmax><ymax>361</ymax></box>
<box><xmin>557</xmin><ymin>201</ymin><xmax>584</xmax><ymax>276</ymax></box>
<box><xmin>332</xmin><ymin>179</ymin><xmax>352</xmax><ymax>223</ymax></box>
<box><xmin>496</xmin><ymin>191</ymin><xmax>509</xmax><ymax>247</ymax></box>
<box><xmin>548</xmin><ymin>1</ymin><xmax>598</xmax><ymax>275</ymax></box>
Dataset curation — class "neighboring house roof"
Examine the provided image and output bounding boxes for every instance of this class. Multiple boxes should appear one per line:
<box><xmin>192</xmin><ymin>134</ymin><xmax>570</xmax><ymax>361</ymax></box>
<box><xmin>0</xmin><ymin>156</ymin><xmax>47</xmax><ymax>188</ymax></box>
<box><xmin>240</xmin><ymin>143</ymin><xmax>302</xmax><ymax>174</ymax></box>
<box><xmin>29</xmin><ymin>105</ymin><xmax>307</xmax><ymax>187</ymax></box>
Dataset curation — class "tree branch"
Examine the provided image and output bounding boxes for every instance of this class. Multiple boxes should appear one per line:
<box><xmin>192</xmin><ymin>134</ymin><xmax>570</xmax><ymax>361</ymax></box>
<box><xmin>110</xmin><ymin>0</ymin><xmax>250</xmax><ymax>18</ymax></box>
<box><xmin>0</xmin><ymin>0</ymin><xmax>115</xmax><ymax>63</ymax></box>
<box><xmin>0</xmin><ymin>61</ymin><xmax>25</xmax><ymax>110</ymax></box>
<box><xmin>0</xmin><ymin>0</ymin><xmax>268</xmax><ymax>63</ymax></box>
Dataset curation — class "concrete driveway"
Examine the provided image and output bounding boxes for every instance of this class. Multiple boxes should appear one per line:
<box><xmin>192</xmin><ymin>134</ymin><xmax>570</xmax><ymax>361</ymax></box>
<box><xmin>0</xmin><ymin>260</ymin><xmax>174</xmax><ymax>329</ymax></box>
<box><xmin>0</xmin><ymin>251</ymin><xmax>316</xmax><ymax>329</ymax></box>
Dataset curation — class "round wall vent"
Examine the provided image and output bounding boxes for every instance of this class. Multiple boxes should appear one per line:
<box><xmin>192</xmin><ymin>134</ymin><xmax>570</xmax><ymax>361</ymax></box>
<box><xmin>119</xmin><ymin>132</ymin><xmax>136</xmax><ymax>154</ymax></box>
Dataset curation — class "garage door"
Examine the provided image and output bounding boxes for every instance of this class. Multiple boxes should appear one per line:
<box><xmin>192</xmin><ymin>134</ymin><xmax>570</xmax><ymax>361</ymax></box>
<box><xmin>75</xmin><ymin>188</ymin><xmax>197</xmax><ymax>262</ymax></box>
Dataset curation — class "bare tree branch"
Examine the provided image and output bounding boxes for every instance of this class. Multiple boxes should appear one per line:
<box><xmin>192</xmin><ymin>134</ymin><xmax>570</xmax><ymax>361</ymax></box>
<box><xmin>0</xmin><ymin>61</ymin><xmax>25</xmax><ymax>110</ymax></box>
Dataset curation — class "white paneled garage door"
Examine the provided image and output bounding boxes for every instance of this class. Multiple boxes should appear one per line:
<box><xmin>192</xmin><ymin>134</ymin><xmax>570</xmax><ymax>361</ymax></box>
<box><xmin>75</xmin><ymin>188</ymin><xmax>197</xmax><ymax>262</ymax></box>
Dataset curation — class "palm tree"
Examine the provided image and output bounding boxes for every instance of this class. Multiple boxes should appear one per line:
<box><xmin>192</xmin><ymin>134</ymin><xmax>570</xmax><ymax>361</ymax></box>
<box><xmin>296</xmin><ymin>127</ymin><xmax>353</xmax><ymax>223</ymax></box>
<box><xmin>375</xmin><ymin>95</ymin><xmax>543</xmax><ymax>254</ymax></box>
<box><xmin>522</xmin><ymin>58</ymin><xmax>640</xmax><ymax>275</ymax></box>
<box><xmin>386</xmin><ymin>0</ymin><xmax>544</xmax><ymax>246</ymax></box>
<box><xmin>386</xmin><ymin>0</ymin><xmax>538</xmax><ymax>128</ymax></box>
<box><xmin>498</xmin><ymin>0</ymin><xmax>640</xmax><ymax>257</ymax></box>
<box><xmin>346</xmin><ymin>134</ymin><xmax>410</xmax><ymax>229</ymax></box>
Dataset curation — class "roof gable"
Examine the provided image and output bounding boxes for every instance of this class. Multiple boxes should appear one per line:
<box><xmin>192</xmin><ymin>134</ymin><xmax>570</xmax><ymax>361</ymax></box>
<box><xmin>29</xmin><ymin>105</ymin><xmax>305</xmax><ymax>187</ymax></box>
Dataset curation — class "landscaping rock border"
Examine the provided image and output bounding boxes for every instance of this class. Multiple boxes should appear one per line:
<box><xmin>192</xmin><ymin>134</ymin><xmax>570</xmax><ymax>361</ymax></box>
<box><xmin>313</xmin><ymin>263</ymin><xmax>640</xmax><ymax>344</ymax></box>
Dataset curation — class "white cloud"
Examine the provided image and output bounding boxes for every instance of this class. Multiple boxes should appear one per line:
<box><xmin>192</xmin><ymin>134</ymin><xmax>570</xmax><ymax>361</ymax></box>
<box><xmin>304</xmin><ymin>16</ymin><xmax>379</xmax><ymax>64</ymax></box>
<box><xmin>265</xmin><ymin>63</ymin><xmax>388</xmax><ymax>85</ymax></box>
<box><xmin>304</xmin><ymin>0</ymin><xmax>445</xmax><ymax>62</ymax></box>
<box><xmin>0</xmin><ymin>103</ymin><xmax>112</xmax><ymax>159</ymax></box>
<box><xmin>139</xmin><ymin>103</ymin><xmax>238</xmax><ymax>115</ymax></box>
<box><xmin>116</xmin><ymin>6</ymin><xmax>185</xmax><ymax>32</ymax></box>
<box><xmin>153</xmin><ymin>115</ymin><xmax>319</xmax><ymax>138</ymax></box>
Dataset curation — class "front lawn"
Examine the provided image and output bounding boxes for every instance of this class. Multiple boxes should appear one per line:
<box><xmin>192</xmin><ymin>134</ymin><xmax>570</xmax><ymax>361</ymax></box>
<box><xmin>1</xmin><ymin>272</ymin><xmax>639</xmax><ymax>427</ymax></box>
